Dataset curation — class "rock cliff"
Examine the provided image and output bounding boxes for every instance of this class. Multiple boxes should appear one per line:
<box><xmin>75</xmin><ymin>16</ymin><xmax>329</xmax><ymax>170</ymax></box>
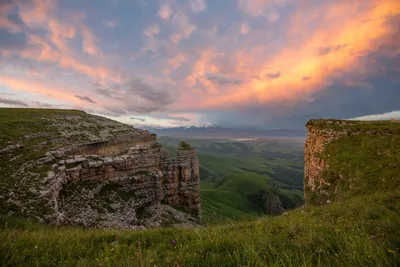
<box><xmin>0</xmin><ymin>109</ymin><xmax>200</xmax><ymax>229</ymax></box>
<box><xmin>304</xmin><ymin>119</ymin><xmax>400</xmax><ymax>205</ymax></box>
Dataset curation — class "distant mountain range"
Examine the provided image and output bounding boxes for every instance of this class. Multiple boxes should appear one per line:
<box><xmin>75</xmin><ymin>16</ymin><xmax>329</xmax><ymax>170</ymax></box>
<box><xmin>138</xmin><ymin>125</ymin><xmax>307</xmax><ymax>139</ymax></box>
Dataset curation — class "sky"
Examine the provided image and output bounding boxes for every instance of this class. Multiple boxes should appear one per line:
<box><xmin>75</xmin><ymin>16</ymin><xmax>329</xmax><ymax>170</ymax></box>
<box><xmin>0</xmin><ymin>0</ymin><xmax>399</xmax><ymax>129</ymax></box>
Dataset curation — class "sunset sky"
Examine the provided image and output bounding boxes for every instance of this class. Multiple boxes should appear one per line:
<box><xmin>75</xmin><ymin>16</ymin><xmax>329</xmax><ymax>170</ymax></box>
<box><xmin>0</xmin><ymin>0</ymin><xmax>399</xmax><ymax>129</ymax></box>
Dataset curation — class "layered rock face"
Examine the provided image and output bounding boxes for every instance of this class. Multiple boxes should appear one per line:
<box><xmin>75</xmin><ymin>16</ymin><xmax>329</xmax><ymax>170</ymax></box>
<box><xmin>42</xmin><ymin>136</ymin><xmax>200</xmax><ymax>229</ymax></box>
<box><xmin>304</xmin><ymin>123</ymin><xmax>348</xmax><ymax>205</ymax></box>
<box><xmin>0</xmin><ymin>110</ymin><xmax>200</xmax><ymax>229</ymax></box>
<box><xmin>304</xmin><ymin>119</ymin><xmax>399</xmax><ymax>205</ymax></box>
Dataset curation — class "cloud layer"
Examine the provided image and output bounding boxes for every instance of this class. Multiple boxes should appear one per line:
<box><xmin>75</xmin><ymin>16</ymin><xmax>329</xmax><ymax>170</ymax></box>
<box><xmin>0</xmin><ymin>0</ymin><xmax>399</xmax><ymax>128</ymax></box>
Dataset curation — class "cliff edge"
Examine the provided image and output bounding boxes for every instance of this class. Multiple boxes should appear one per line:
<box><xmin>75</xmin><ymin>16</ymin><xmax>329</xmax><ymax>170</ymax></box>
<box><xmin>0</xmin><ymin>108</ymin><xmax>200</xmax><ymax>229</ymax></box>
<box><xmin>304</xmin><ymin>119</ymin><xmax>400</xmax><ymax>205</ymax></box>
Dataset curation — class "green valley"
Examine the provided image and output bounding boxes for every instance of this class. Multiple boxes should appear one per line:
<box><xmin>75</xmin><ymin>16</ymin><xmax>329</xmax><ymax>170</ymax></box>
<box><xmin>158</xmin><ymin>136</ymin><xmax>305</xmax><ymax>224</ymax></box>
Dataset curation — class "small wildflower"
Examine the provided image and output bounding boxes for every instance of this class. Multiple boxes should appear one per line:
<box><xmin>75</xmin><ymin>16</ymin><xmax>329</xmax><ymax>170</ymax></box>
<box><xmin>171</xmin><ymin>240</ymin><xmax>177</xmax><ymax>246</ymax></box>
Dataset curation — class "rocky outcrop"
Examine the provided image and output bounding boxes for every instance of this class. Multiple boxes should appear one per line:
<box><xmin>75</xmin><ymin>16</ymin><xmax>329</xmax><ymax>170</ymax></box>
<box><xmin>304</xmin><ymin>122</ymin><xmax>348</xmax><ymax>205</ymax></box>
<box><xmin>247</xmin><ymin>190</ymin><xmax>286</xmax><ymax>215</ymax></box>
<box><xmin>0</xmin><ymin>110</ymin><xmax>200</xmax><ymax>229</ymax></box>
<box><xmin>304</xmin><ymin>119</ymin><xmax>399</xmax><ymax>205</ymax></box>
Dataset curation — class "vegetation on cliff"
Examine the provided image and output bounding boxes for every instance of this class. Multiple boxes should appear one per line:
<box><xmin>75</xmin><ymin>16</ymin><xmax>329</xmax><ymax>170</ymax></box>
<box><xmin>306</xmin><ymin>118</ymin><xmax>400</xmax><ymax>133</ymax></box>
<box><xmin>305</xmin><ymin>119</ymin><xmax>400</xmax><ymax>205</ymax></box>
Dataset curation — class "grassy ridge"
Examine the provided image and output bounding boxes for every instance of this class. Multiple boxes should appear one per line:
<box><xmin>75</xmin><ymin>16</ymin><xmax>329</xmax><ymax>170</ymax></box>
<box><xmin>307</xmin><ymin>120</ymin><xmax>400</xmax><ymax>205</ymax></box>
<box><xmin>306</xmin><ymin>119</ymin><xmax>400</xmax><ymax>132</ymax></box>
<box><xmin>0</xmin><ymin>108</ymin><xmax>74</xmax><ymax>142</ymax></box>
<box><xmin>1</xmin><ymin>192</ymin><xmax>399</xmax><ymax>266</ymax></box>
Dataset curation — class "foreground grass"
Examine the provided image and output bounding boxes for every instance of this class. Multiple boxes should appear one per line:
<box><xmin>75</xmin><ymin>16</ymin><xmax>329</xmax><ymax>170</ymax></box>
<box><xmin>1</xmin><ymin>192</ymin><xmax>399</xmax><ymax>267</ymax></box>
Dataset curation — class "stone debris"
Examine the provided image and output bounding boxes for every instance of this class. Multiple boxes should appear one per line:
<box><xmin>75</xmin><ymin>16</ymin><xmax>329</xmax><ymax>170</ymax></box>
<box><xmin>0</xmin><ymin>143</ymin><xmax>23</xmax><ymax>154</ymax></box>
<box><xmin>73</xmin><ymin>155</ymin><xmax>87</xmax><ymax>163</ymax></box>
<box><xmin>65</xmin><ymin>159</ymin><xmax>76</xmax><ymax>164</ymax></box>
<box><xmin>37</xmin><ymin>156</ymin><xmax>54</xmax><ymax>164</ymax></box>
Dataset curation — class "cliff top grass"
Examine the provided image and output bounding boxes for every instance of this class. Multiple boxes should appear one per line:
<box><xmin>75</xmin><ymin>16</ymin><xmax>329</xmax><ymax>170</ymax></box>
<box><xmin>0</xmin><ymin>108</ymin><xmax>85</xmax><ymax>143</ymax></box>
<box><xmin>0</xmin><ymin>108</ymin><xmax>138</xmax><ymax>147</ymax></box>
<box><xmin>0</xmin><ymin>108</ymin><xmax>140</xmax><ymax>217</ymax></box>
<box><xmin>306</xmin><ymin>118</ymin><xmax>400</xmax><ymax>133</ymax></box>
<box><xmin>306</xmin><ymin>118</ymin><xmax>400</xmax><ymax>205</ymax></box>
<box><xmin>0</xmin><ymin>108</ymin><xmax>137</xmax><ymax>172</ymax></box>
<box><xmin>1</xmin><ymin>191</ymin><xmax>399</xmax><ymax>266</ymax></box>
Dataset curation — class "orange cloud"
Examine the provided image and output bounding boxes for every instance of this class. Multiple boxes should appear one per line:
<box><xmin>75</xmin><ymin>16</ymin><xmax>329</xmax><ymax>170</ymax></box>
<box><xmin>179</xmin><ymin>0</ymin><xmax>400</xmax><ymax>110</ymax></box>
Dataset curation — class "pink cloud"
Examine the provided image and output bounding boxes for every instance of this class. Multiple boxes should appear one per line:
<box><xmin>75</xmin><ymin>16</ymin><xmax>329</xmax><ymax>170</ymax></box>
<box><xmin>0</xmin><ymin>75</ymin><xmax>85</xmax><ymax>104</ymax></box>
<box><xmin>240</xmin><ymin>23</ymin><xmax>250</xmax><ymax>35</ymax></box>
<box><xmin>16</xmin><ymin>0</ymin><xmax>101</xmax><ymax>56</ymax></box>
<box><xmin>81</xmin><ymin>28</ymin><xmax>100</xmax><ymax>56</ymax></box>
<box><xmin>159</xmin><ymin>4</ymin><xmax>173</xmax><ymax>20</ymax></box>
<box><xmin>0</xmin><ymin>2</ymin><xmax>20</xmax><ymax>33</ymax></box>
<box><xmin>170</xmin><ymin>13</ymin><xmax>196</xmax><ymax>44</ymax></box>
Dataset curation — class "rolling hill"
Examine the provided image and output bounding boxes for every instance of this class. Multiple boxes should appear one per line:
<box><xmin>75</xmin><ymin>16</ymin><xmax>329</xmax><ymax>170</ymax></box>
<box><xmin>157</xmin><ymin>136</ymin><xmax>305</xmax><ymax>224</ymax></box>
